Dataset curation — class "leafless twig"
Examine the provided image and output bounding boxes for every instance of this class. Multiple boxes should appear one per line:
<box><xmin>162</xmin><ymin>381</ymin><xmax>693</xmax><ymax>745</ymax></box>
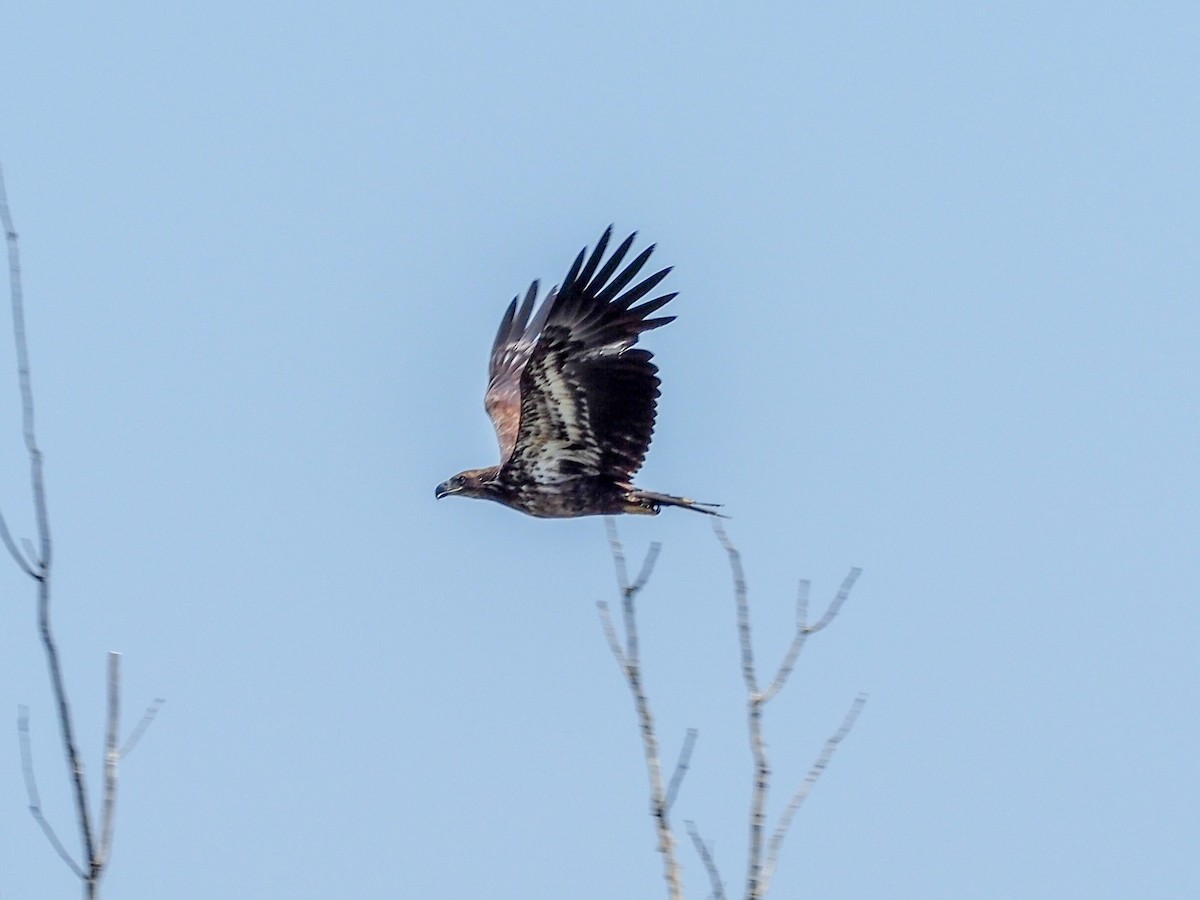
<box><xmin>713</xmin><ymin>521</ymin><xmax>863</xmax><ymax>900</ymax></box>
<box><xmin>97</xmin><ymin>653</ymin><xmax>121</xmax><ymax>870</ymax></box>
<box><xmin>1</xmin><ymin>166</ymin><xmax>158</xmax><ymax>900</ymax></box>
<box><xmin>599</xmin><ymin>518</ymin><xmax>865</xmax><ymax>899</ymax></box>
<box><xmin>759</xmin><ymin>694</ymin><xmax>866</xmax><ymax>896</ymax></box>
<box><xmin>1</xmin><ymin>162</ymin><xmax>96</xmax><ymax>885</ymax></box>
<box><xmin>761</xmin><ymin>568</ymin><xmax>860</xmax><ymax>707</ymax></box>
<box><xmin>685</xmin><ymin>819</ymin><xmax>727</xmax><ymax>900</ymax></box>
<box><xmin>0</xmin><ymin>167</ymin><xmax>51</xmax><ymax>571</ymax></box>
<box><xmin>17</xmin><ymin>706</ymin><xmax>85</xmax><ymax>879</ymax></box>
<box><xmin>599</xmin><ymin>518</ymin><xmax>684</xmax><ymax>900</ymax></box>
<box><xmin>0</xmin><ymin>506</ymin><xmax>36</xmax><ymax>575</ymax></box>
<box><xmin>665</xmin><ymin>727</ymin><xmax>699</xmax><ymax>813</ymax></box>
<box><xmin>120</xmin><ymin>698</ymin><xmax>166</xmax><ymax>758</ymax></box>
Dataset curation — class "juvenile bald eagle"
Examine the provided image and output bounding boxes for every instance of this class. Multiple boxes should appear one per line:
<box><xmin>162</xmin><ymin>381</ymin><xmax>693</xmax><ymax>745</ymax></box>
<box><xmin>435</xmin><ymin>227</ymin><xmax>720</xmax><ymax>518</ymax></box>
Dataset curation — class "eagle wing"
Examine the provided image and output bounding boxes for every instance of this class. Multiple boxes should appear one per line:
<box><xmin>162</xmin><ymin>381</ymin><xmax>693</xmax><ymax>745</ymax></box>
<box><xmin>485</xmin><ymin>227</ymin><xmax>675</xmax><ymax>484</ymax></box>
<box><xmin>485</xmin><ymin>279</ymin><xmax>554</xmax><ymax>461</ymax></box>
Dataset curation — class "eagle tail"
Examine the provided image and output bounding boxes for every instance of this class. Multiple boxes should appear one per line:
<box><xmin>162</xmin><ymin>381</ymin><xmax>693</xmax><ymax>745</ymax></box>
<box><xmin>627</xmin><ymin>490</ymin><xmax>726</xmax><ymax>517</ymax></box>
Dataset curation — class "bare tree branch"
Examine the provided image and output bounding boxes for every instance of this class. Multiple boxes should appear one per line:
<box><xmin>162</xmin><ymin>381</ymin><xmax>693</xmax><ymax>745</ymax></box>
<box><xmin>685</xmin><ymin>819</ymin><xmax>727</xmax><ymax>900</ymax></box>
<box><xmin>1</xmin><ymin>166</ymin><xmax>98</xmax><ymax>884</ymax></box>
<box><xmin>630</xmin><ymin>541</ymin><xmax>663</xmax><ymax>596</ymax></box>
<box><xmin>756</xmin><ymin>580</ymin><xmax>809</xmax><ymax>706</ymax></box>
<box><xmin>17</xmin><ymin>706</ymin><xmax>85</xmax><ymax>879</ymax></box>
<box><xmin>713</xmin><ymin>522</ymin><xmax>770</xmax><ymax>897</ymax></box>
<box><xmin>713</xmin><ymin>522</ymin><xmax>757</xmax><ymax>697</ymax></box>
<box><xmin>712</xmin><ymin>522</ymin><xmax>865</xmax><ymax>899</ymax></box>
<box><xmin>602</xmin><ymin>515</ymin><xmax>866</xmax><ymax>898</ymax></box>
<box><xmin>1</xmin><ymin>165</ymin><xmax>163</xmax><ymax>900</ymax></box>
<box><xmin>665</xmin><ymin>727</ymin><xmax>699</xmax><ymax>813</ymax></box>
<box><xmin>97</xmin><ymin>653</ymin><xmax>121</xmax><ymax>870</ymax></box>
<box><xmin>806</xmin><ymin>568</ymin><xmax>861</xmax><ymax>637</ymax></box>
<box><xmin>759</xmin><ymin>694</ymin><xmax>867</xmax><ymax>897</ymax></box>
<box><xmin>22</xmin><ymin>534</ymin><xmax>39</xmax><ymax>572</ymax></box>
<box><xmin>0</xmin><ymin>506</ymin><xmax>37</xmax><ymax>575</ymax></box>
<box><xmin>761</xmin><ymin>568</ymin><xmax>862</xmax><ymax>706</ymax></box>
<box><xmin>606</xmin><ymin>516</ymin><xmax>632</xmax><ymax>594</ymax></box>
<box><xmin>597</xmin><ymin>600</ymin><xmax>628</xmax><ymax>669</ymax></box>
<box><xmin>0</xmin><ymin>165</ymin><xmax>51</xmax><ymax>571</ymax></box>
<box><xmin>599</xmin><ymin>518</ymin><xmax>683</xmax><ymax>900</ymax></box>
<box><xmin>120</xmin><ymin>698</ymin><xmax>165</xmax><ymax>758</ymax></box>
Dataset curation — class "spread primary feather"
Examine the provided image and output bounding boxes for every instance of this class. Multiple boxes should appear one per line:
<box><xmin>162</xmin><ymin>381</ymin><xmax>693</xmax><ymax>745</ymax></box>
<box><xmin>436</xmin><ymin>227</ymin><xmax>722</xmax><ymax>518</ymax></box>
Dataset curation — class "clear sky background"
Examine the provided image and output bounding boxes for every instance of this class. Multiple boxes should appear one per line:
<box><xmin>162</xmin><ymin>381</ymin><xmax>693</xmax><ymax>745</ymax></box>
<box><xmin>0</xmin><ymin>3</ymin><xmax>1196</xmax><ymax>898</ymax></box>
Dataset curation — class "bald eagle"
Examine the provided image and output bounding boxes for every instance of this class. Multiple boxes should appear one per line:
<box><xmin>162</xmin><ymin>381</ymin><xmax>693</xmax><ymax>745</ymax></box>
<box><xmin>435</xmin><ymin>227</ymin><xmax>720</xmax><ymax>518</ymax></box>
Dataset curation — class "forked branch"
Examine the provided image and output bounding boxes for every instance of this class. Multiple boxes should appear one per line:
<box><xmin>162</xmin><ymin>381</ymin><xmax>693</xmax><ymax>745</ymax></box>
<box><xmin>759</xmin><ymin>694</ymin><xmax>866</xmax><ymax>896</ymax></box>
<box><xmin>1</xmin><ymin>166</ymin><xmax>159</xmax><ymax>899</ymax></box>
<box><xmin>599</xmin><ymin>518</ymin><xmax>686</xmax><ymax>900</ymax></box>
<box><xmin>713</xmin><ymin>521</ymin><xmax>864</xmax><ymax>900</ymax></box>
<box><xmin>685</xmin><ymin>819</ymin><xmax>727</xmax><ymax>900</ymax></box>
<box><xmin>600</xmin><ymin>519</ymin><xmax>866</xmax><ymax>899</ymax></box>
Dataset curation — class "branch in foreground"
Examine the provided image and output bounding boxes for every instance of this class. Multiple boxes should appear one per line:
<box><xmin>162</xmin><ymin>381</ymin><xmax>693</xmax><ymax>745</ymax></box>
<box><xmin>599</xmin><ymin>518</ymin><xmax>685</xmax><ymax>900</ymax></box>
<box><xmin>1</xmin><ymin>162</ymin><xmax>95</xmax><ymax>890</ymax></box>
<box><xmin>1</xmin><ymin>165</ymin><xmax>160</xmax><ymax>900</ymax></box>
<box><xmin>665</xmin><ymin>727</ymin><xmax>698</xmax><ymax>814</ymax></box>
<box><xmin>713</xmin><ymin>521</ymin><xmax>864</xmax><ymax>900</ymax></box>
<box><xmin>685</xmin><ymin>819</ymin><xmax>726</xmax><ymax>900</ymax></box>
<box><xmin>759</xmin><ymin>694</ymin><xmax>866</xmax><ymax>896</ymax></box>
<box><xmin>120</xmin><ymin>697</ymin><xmax>166</xmax><ymax>758</ymax></box>
<box><xmin>18</xmin><ymin>706</ymin><xmax>85</xmax><ymax>879</ymax></box>
<box><xmin>97</xmin><ymin>652</ymin><xmax>121</xmax><ymax>872</ymax></box>
<box><xmin>599</xmin><ymin>518</ymin><xmax>866</xmax><ymax>900</ymax></box>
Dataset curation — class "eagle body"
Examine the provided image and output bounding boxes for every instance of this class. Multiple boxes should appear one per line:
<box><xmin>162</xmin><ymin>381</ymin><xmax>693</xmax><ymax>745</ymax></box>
<box><xmin>436</xmin><ymin>227</ymin><xmax>720</xmax><ymax>518</ymax></box>
<box><xmin>444</xmin><ymin>467</ymin><xmax>658</xmax><ymax>519</ymax></box>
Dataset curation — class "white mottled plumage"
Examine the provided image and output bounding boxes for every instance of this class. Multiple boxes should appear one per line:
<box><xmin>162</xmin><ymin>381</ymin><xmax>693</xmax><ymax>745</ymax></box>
<box><xmin>435</xmin><ymin>227</ymin><xmax>722</xmax><ymax>518</ymax></box>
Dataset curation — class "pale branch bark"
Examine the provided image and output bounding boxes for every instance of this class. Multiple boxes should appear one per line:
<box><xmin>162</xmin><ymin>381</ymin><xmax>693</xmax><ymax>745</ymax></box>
<box><xmin>756</xmin><ymin>580</ymin><xmax>810</xmax><ymax>707</ymax></box>
<box><xmin>1</xmin><ymin>164</ymin><xmax>96</xmax><ymax>887</ymax></box>
<box><xmin>120</xmin><ymin>698</ymin><xmax>165</xmax><ymax>758</ymax></box>
<box><xmin>758</xmin><ymin>694</ymin><xmax>866</xmax><ymax>897</ymax></box>
<box><xmin>97</xmin><ymin>653</ymin><xmax>121</xmax><ymax>871</ymax></box>
<box><xmin>712</xmin><ymin>522</ymin><xmax>767</xmax><ymax>897</ymax></box>
<box><xmin>600</xmin><ymin>518</ymin><xmax>684</xmax><ymax>900</ymax></box>
<box><xmin>18</xmin><ymin>706</ymin><xmax>86</xmax><ymax>879</ymax></box>
<box><xmin>1</xmin><ymin>166</ymin><xmax>159</xmax><ymax>900</ymax></box>
<box><xmin>18</xmin><ymin>680</ymin><xmax>164</xmax><ymax>896</ymax></box>
<box><xmin>685</xmin><ymin>819</ymin><xmax>727</xmax><ymax>900</ymax></box>
<box><xmin>665</xmin><ymin>727</ymin><xmax>699</xmax><ymax>814</ymax></box>
<box><xmin>0</xmin><ymin>506</ymin><xmax>37</xmax><ymax>575</ymax></box>
<box><xmin>716</xmin><ymin>523</ymin><xmax>757</xmax><ymax>698</ymax></box>
<box><xmin>0</xmin><ymin>167</ymin><xmax>51</xmax><ymax>571</ymax></box>
<box><xmin>761</xmin><ymin>568</ymin><xmax>861</xmax><ymax>707</ymax></box>
<box><xmin>597</xmin><ymin>598</ymin><xmax>627</xmax><ymax>668</ymax></box>
<box><xmin>712</xmin><ymin>521</ymin><xmax>863</xmax><ymax>900</ymax></box>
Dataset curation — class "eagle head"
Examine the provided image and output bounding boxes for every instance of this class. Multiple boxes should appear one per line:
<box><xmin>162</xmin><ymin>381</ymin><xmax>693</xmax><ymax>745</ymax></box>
<box><xmin>435</xmin><ymin>467</ymin><xmax>500</xmax><ymax>501</ymax></box>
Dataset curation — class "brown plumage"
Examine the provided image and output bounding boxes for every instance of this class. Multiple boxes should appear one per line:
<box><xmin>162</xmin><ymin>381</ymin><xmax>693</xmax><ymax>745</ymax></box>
<box><xmin>435</xmin><ymin>227</ymin><xmax>721</xmax><ymax>518</ymax></box>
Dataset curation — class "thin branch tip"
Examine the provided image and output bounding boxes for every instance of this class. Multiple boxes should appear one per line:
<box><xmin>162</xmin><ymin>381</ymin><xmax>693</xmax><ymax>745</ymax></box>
<box><xmin>600</xmin><ymin>520</ymin><xmax>683</xmax><ymax>898</ymax></box>
<box><xmin>17</xmin><ymin>705</ymin><xmax>86</xmax><ymax>877</ymax></box>
<box><xmin>120</xmin><ymin>697</ymin><xmax>165</xmax><ymax>758</ymax></box>
<box><xmin>664</xmin><ymin>727</ymin><xmax>699</xmax><ymax>812</ymax></box>
<box><xmin>686</xmin><ymin>819</ymin><xmax>727</xmax><ymax>900</ymax></box>
<box><xmin>759</xmin><ymin>693</ymin><xmax>868</xmax><ymax>895</ymax></box>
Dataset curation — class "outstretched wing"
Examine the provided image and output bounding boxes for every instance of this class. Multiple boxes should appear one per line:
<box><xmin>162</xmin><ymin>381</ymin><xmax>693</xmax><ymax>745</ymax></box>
<box><xmin>500</xmin><ymin>227</ymin><xmax>675</xmax><ymax>485</ymax></box>
<box><xmin>484</xmin><ymin>279</ymin><xmax>555</xmax><ymax>461</ymax></box>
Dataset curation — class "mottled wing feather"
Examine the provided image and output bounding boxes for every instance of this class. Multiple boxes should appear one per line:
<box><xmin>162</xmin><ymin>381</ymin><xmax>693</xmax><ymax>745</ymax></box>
<box><xmin>507</xmin><ymin>331</ymin><xmax>605</xmax><ymax>484</ymax></box>
<box><xmin>485</xmin><ymin>280</ymin><xmax>548</xmax><ymax>460</ymax></box>
<box><xmin>503</xmin><ymin>227</ymin><xmax>675</xmax><ymax>487</ymax></box>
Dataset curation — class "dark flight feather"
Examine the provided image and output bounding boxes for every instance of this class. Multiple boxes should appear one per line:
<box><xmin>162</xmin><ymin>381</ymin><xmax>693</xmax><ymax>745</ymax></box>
<box><xmin>441</xmin><ymin>227</ymin><xmax>721</xmax><ymax>518</ymax></box>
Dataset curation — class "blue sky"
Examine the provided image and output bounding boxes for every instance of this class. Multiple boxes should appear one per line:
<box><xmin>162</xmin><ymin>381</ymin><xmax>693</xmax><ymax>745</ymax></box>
<box><xmin>0</xmin><ymin>2</ymin><xmax>1197</xmax><ymax>897</ymax></box>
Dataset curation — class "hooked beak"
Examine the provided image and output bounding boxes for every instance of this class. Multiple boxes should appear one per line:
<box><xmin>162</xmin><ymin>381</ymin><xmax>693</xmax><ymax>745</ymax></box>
<box><xmin>435</xmin><ymin>481</ymin><xmax>460</xmax><ymax>500</ymax></box>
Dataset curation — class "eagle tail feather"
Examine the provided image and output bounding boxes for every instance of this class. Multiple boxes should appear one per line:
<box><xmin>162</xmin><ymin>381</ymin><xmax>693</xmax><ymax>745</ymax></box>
<box><xmin>628</xmin><ymin>490</ymin><xmax>726</xmax><ymax>517</ymax></box>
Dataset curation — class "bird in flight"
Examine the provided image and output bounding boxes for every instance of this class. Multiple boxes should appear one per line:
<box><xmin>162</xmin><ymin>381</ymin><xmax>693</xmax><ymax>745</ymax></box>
<box><xmin>436</xmin><ymin>227</ymin><xmax>721</xmax><ymax>518</ymax></box>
